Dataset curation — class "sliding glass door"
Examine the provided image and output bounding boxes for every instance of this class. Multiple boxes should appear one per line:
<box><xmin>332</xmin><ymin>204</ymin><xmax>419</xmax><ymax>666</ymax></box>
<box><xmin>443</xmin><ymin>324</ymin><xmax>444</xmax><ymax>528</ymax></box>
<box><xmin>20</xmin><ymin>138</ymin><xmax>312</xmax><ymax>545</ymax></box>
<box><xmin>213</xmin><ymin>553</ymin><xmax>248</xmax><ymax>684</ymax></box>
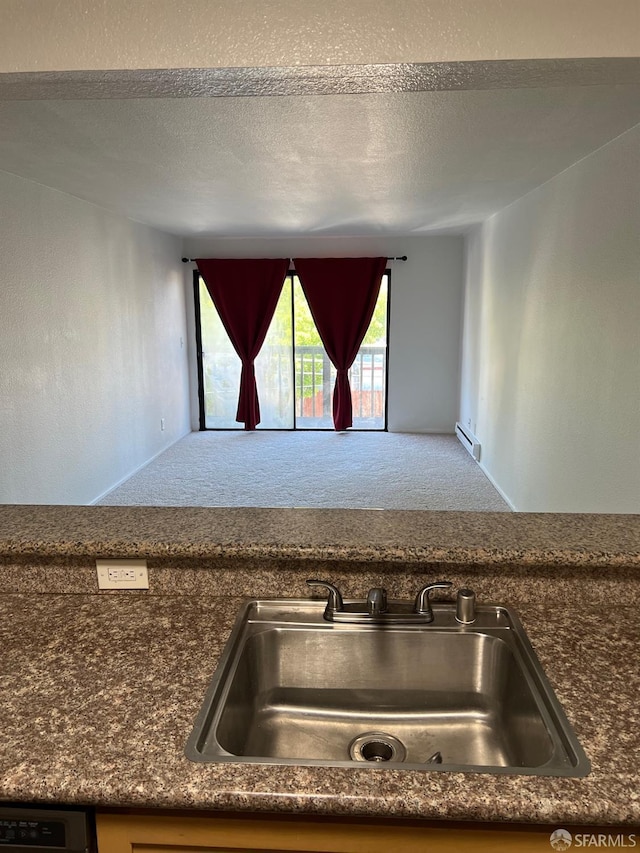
<box><xmin>196</xmin><ymin>275</ymin><xmax>293</xmax><ymax>428</ymax></box>
<box><xmin>195</xmin><ymin>271</ymin><xmax>388</xmax><ymax>430</ymax></box>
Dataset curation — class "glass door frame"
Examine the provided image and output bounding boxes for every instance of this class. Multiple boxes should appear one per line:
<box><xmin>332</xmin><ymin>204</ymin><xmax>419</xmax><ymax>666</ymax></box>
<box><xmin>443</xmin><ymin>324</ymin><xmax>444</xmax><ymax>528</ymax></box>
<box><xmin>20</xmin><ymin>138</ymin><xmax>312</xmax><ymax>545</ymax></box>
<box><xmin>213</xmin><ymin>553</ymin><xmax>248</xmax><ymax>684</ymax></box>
<box><xmin>193</xmin><ymin>268</ymin><xmax>391</xmax><ymax>432</ymax></box>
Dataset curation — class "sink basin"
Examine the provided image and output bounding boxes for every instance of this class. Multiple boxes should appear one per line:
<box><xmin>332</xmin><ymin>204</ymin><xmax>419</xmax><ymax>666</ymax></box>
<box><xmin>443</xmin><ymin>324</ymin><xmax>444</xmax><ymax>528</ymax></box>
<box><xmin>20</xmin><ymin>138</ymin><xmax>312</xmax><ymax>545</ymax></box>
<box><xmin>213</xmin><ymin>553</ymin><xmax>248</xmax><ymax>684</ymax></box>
<box><xmin>186</xmin><ymin>599</ymin><xmax>590</xmax><ymax>776</ymax></box>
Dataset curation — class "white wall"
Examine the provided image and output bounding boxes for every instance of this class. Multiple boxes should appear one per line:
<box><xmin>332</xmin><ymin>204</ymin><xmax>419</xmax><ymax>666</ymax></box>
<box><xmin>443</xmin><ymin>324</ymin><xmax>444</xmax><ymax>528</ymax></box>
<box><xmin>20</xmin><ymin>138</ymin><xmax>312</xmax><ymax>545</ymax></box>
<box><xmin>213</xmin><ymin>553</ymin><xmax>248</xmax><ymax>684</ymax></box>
<box><xmin>459</xmin><ymin>124</ymin><xmax>640</xmax><ymax>513</ymax></box>
<box><xmin>0</xmin><ymin>170</ymin><xmax>191</xmax><ymax>505</ymax></box>
<box><xmin>183</xmin><ymin>235</ymin><xmax>464</xmax><ymax>433</ymax></box>
<box><xmin>1</xmin><ymin>0</ymin><xmax>638</xmax><ymax>71</ymax></box>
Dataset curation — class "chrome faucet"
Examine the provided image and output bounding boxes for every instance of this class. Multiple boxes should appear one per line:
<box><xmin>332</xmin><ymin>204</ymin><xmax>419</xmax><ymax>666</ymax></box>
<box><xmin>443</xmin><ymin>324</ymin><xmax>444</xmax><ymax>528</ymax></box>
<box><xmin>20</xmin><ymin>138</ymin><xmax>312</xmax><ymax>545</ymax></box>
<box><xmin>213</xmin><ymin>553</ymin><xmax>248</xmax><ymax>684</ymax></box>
<box><xmin>414</xmin><ymin>581</ymin><xmax>454</xmax><ymax>623</ymax></box>
<box><xmin>306</xmin><ymin>580</ymin><xmax>344</xmax><ymax>613</ymax></box>
<box><xmin>306</xmin><ymin>579</ymin><xmax>454</xmax><ymax>624</ymax></box>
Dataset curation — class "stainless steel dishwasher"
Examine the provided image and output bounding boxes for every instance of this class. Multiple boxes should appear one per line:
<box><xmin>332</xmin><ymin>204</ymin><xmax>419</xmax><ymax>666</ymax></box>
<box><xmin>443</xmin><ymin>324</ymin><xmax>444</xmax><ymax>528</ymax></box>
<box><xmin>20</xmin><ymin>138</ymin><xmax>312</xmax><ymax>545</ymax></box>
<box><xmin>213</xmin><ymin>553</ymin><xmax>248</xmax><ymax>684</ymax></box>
<box><xmin>0</xmin><ymin>806</ymin><xmax>93</xmax><ymax>852</ymax></box>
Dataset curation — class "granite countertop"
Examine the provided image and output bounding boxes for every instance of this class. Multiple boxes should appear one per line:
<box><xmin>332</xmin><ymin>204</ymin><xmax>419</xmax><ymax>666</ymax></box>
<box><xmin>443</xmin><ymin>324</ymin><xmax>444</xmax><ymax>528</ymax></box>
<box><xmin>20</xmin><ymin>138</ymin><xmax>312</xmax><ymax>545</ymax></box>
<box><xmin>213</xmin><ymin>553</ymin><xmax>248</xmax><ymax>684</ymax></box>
<box><xmin>0</xmin><ymin>504</ymin><xmax>639</xmax><ymax>825</ymax></box>
<box><xmin>1</xmin><ymin>505</ymin><xmax>639</xmax><ymax>566</ymax></box>
<box><xmin>0</xmin><ymin>590</ymin><xmax>639</xmax><ymax>825</ymax></box>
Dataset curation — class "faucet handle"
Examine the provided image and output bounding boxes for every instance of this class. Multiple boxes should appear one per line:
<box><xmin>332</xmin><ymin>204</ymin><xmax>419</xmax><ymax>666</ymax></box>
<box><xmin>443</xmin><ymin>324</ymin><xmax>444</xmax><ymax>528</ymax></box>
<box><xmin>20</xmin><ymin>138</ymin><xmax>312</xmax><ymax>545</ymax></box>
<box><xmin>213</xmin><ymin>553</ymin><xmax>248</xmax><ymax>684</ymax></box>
<box><xmin>414</xmin><ymin>581</ymin><xmax>453</xmax><ymax>621</ymax></box>
<box><xmin>367</xmin><ymin>587</ymin><xmax>388</xmax><ymax>616</ymax></box>
<box><xmin>306</xmin><ymin>579</ymin><xmax>344</xmax><ymax>613</ymax></box>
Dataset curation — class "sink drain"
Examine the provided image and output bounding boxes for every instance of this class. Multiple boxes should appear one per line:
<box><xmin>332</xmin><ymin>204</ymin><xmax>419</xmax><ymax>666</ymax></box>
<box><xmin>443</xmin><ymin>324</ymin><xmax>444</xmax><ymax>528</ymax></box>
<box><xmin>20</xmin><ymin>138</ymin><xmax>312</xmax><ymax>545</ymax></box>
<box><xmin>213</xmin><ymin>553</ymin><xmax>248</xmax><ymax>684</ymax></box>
<box><xmin>348</xmin><ymin>732</ymin><xmax>407</xmax><ymax>763</ymax></box>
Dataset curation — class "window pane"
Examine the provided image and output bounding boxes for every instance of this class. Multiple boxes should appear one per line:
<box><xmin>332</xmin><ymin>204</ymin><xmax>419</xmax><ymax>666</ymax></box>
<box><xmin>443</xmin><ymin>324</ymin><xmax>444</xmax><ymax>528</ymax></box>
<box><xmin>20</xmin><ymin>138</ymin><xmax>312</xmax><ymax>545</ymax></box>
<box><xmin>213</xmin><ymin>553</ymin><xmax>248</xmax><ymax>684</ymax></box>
<box><xmin>293</xmin><ymin>275</ymin><xmax>333</xmax><ymax>428</ymax></box>
<box><xmin>352</xmin><ymin>273</ymin><xmax>388</xmax><ymax>429</ymax></box>
<box><xmin>199</xmin><ymin>276</ymin><xmax>293</xmax><ymax>429</ymax></box>
<box><xmin>199</xmin><ymin>277</ymin><xmax>241</xmax><ymax>429</ymax></box>
<box><xmin>254</xmin><ymin>278</ymin><xmax>294</xmax><ymax>428</ymax></box>
<box><xmin>294</xmin><ymin>273</ymin><xmax>388</xmax><ymax>430</ymax></box>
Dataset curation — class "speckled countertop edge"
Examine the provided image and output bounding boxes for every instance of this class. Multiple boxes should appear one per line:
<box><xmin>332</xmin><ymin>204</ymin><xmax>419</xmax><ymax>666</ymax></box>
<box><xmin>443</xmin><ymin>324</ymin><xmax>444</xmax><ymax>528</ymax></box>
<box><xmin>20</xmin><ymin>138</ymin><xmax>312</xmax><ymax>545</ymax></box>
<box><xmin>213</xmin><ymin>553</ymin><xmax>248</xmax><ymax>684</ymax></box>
<box><xmin>0</xmin><ymin>593</ymin><xmax>639</xmax><ymax>826</ymax></box>
<box><xmin>1</xmin><ymin>506</ymin><xmax>639</xmax><ymax>566</ymax></box>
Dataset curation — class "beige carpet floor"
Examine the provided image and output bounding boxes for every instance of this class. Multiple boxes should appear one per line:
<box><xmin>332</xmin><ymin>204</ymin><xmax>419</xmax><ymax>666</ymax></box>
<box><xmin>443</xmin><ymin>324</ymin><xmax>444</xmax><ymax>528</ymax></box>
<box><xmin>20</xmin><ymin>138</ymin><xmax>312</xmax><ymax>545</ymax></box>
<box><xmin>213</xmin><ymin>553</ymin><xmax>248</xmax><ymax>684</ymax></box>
<box><xmin>98</xmin><ymin>431</ymin><xmax>511</xmax><ymax>511</ymax></box>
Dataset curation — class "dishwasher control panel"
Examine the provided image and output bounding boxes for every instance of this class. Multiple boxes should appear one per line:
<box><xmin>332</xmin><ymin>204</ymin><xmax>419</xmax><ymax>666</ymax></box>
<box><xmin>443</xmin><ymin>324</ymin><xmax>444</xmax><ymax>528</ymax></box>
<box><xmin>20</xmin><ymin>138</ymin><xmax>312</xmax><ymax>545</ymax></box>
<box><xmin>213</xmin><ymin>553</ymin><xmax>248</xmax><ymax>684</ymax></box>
<box><xmin>0</xmin><ymin>818</ymin><xmax>65</xmax><ymax>846</ymax></box>
<box><xmin>0</xmin><ymin>807</ymin><xmax>91</xmax><ymax>852</ymax></box>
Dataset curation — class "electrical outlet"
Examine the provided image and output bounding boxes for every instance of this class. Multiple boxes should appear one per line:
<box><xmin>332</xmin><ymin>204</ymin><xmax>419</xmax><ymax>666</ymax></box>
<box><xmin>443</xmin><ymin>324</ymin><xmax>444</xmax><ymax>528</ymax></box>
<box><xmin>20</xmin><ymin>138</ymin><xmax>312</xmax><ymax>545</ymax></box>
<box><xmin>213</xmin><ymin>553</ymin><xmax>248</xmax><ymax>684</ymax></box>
<box><xmin>160</xmin><ymin>418</ymin><xmax>165</xmax><ymax>431</ymax></box>
<box><xmin>96</xmin><ymin>559</ymin><xmax>149</xmax><ymax>589</ymax></box>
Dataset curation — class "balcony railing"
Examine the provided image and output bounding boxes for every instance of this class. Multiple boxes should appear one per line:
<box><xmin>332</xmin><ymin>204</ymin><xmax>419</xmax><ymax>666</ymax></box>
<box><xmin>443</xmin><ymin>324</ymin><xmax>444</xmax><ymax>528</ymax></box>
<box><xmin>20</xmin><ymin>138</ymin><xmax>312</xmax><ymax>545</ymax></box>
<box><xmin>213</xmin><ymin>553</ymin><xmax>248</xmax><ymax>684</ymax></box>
<box><xmin>295</xmin><ymin>345</ymin><xmax>386</xmax><ymax>428</ymax></box>
<box><xmin>202</xmin><ymin>345</ymin><xmax>386</xmax><ymax>429</ymax></box>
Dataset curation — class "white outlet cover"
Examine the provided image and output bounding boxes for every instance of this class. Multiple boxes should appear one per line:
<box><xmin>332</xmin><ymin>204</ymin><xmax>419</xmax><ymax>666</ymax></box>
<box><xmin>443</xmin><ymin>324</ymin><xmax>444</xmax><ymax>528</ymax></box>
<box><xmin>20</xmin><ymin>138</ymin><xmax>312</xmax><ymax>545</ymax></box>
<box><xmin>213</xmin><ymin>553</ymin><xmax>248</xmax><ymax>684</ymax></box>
<box><xmin>96</xmin><ymin>559</ymin><xmax>149</xmax><ymax>589</ymax></box>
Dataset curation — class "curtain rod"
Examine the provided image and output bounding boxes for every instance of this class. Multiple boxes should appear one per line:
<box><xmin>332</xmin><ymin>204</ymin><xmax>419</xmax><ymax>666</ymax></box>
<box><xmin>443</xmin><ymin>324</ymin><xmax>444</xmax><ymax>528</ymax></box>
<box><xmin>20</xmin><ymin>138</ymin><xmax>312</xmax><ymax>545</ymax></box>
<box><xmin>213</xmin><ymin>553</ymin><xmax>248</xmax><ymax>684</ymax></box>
<box><xmin>181</xmin><ymin>256</ymin><xmax>407</xmax><ymax>263</ymax></box>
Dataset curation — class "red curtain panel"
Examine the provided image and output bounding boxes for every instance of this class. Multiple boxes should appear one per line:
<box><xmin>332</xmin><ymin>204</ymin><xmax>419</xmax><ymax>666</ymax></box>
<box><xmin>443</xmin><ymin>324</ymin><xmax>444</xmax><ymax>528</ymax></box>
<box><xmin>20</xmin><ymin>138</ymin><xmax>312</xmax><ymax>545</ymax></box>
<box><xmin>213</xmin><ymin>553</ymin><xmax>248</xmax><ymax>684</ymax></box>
<box><xmin>293</xmin><ymin>257</ymin><xmax>387</xmax><ymax>430</ymax></box>
<box><xmin>196</xmin><ymin>258</ymin><xmax>290</xmax><ymax>430</ymax></box>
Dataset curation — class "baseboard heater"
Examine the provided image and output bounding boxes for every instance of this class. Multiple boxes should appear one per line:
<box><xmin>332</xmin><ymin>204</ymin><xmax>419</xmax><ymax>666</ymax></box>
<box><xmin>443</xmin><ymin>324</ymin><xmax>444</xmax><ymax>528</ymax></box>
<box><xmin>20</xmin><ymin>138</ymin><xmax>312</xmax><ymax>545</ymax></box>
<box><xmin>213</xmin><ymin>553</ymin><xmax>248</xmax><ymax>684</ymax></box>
<box><xmin>455</xmin><ymin>422</ymin><xmax>481</xmax><ymax>461</ymax></box>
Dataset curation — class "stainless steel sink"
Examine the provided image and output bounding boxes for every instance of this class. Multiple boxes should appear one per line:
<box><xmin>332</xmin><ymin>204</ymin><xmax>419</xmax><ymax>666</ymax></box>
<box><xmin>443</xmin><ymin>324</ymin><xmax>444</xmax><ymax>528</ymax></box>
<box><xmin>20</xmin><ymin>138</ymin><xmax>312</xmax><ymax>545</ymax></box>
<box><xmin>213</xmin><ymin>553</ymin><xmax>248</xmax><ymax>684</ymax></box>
<box><xmin>186</xmin><ymin>598</ymin><xmax>590</xmax><ymax>776</ymax></box>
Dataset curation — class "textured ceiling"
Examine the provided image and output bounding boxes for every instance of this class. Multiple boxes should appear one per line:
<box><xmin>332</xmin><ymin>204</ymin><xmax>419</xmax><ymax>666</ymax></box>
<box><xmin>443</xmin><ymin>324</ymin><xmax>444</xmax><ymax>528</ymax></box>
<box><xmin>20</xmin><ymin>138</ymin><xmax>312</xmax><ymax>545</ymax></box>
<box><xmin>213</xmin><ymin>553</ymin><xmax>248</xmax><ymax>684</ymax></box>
<box><xmin>1</xmin><ymin>85</ymin><xmax>639</xmax><ymax>237</ymax></box>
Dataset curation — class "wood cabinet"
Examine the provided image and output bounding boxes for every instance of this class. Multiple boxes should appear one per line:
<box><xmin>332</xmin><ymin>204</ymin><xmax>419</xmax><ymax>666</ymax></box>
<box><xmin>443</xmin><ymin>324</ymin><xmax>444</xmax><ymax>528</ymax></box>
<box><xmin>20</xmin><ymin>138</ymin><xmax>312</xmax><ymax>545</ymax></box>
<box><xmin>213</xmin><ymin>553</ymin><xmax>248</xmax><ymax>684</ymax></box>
<box><xmin>96</xmin><ymin>810</ymin><xmax>563</xmax><ymax>853</ymax></box>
